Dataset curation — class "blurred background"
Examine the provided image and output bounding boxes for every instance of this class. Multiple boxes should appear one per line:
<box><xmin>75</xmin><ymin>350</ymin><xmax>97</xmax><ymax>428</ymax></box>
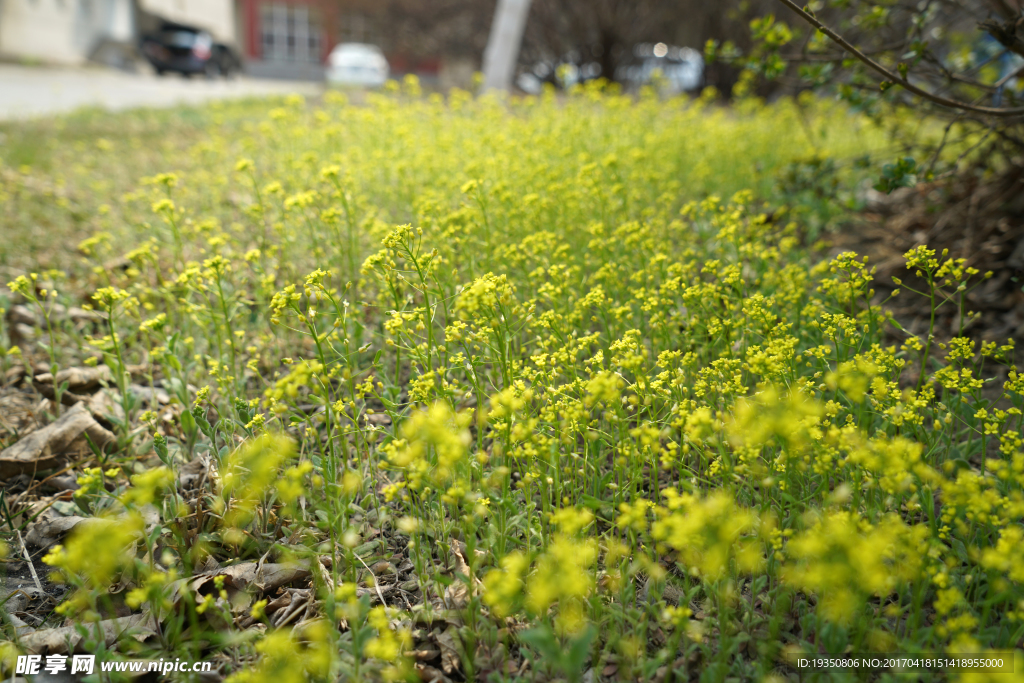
<box><xmin>0</xmin><ymin>0</ymin><xmax>774</xmax><ymax>93</ymax></box>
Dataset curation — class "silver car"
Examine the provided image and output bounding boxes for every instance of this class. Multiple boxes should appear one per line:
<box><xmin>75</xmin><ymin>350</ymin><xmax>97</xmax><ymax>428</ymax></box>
<box><xmin>326</xmin><ymin>43</ymin><xmax>389</xmax><ymax>88</ymax></box>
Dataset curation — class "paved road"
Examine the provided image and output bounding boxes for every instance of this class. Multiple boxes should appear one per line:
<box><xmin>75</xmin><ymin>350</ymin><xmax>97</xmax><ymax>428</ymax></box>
<box><xmin>0</xmin><ymin>64</ymin><xmax>323</xmax><ymax>120</ymax></box>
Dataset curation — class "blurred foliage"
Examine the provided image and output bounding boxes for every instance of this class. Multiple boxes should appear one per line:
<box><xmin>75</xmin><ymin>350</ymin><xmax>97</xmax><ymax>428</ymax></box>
<box><xmin>728</xmin><ymin>0</ymin><xmax>1024</xmax><ymax>185</ymax></box>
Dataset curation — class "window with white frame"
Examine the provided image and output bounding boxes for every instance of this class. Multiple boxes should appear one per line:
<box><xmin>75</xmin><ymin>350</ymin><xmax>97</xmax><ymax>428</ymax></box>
<box><xmin>260</xmin><ymin>3</ymin><xmax>321</xmax><ymax>63</ymax></box>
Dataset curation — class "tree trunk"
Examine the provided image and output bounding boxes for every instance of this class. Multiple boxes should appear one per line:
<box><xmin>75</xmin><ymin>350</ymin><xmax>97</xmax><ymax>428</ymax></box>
<box><xmin>482</xmin><ymin>0</ymin><xmax>533</xmax><ymax>92</ymax></box>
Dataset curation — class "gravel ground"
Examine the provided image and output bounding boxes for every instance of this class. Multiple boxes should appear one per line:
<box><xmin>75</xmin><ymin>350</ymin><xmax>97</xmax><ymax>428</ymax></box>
<box><xmin>0</xmin><ymin>63</ymin><xmax>323</xmax><ymax>120</ymax></box>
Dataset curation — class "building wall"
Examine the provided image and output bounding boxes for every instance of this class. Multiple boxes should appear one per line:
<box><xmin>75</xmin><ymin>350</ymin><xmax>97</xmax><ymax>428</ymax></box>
<box><xmin>0</xmin><ymin>0</ymin><xmax>134</xmax><ymax>65</ymax></box>
<box><xmin>139</xmin><ymin>0</ymin><xmax>236</xmax><ymax>44</ymax></box>
<box><xmin>236</xmin><ymin>0</ymin><xmax>337</xmax><ymax>79</ymax></box>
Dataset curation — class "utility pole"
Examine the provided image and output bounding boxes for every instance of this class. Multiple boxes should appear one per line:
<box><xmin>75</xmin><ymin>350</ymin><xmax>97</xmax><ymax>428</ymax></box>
<box><xmin>482</xmin><ymin>0</ymin><xmax>532</xmax><ymax>92</ymax></box>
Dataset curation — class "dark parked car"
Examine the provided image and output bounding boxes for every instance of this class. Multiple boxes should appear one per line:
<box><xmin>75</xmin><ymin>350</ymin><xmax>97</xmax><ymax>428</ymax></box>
<box><xmin>140</xmin><ymin>21</ymin><xmax>241</xmax><ymax>78</ymax></box>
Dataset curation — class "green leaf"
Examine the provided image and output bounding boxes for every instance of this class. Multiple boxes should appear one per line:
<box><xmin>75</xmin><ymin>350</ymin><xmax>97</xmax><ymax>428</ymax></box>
<box><xmin>353</xmin><ymin>539</ymin><xmax>382</xmax><ymax>556</ymax></box>
<box><xmin>518</xmin><ymin>624</ymin><xmax>563</xmax><ymax>664</ymax></box>
<box><xmin>564</xmin><ymin>624</ymin><xmax>597</xmax><ymax>677</ymax></box>
<box><xmin>154</xmin><ymin>435</ymin><xmax>169</xmax><ymax>462</ymax></box>
<box><xmin>180</xmin><ymin>408</ymin><xmax>197</xmax><ymax>438</ymax></box>
<box><xmin>192</xmin><ymin>405</ymin><xmax>215</xmax><ymax>441</ymax></box>
<box><xmin>874</xmin><ymin>157</ymin><xmax>918</xmax><ymax>194</ymax></box>
<box><xmin>950</xmin><ymin>538</ymin><xmax>969</xmax><ymax>563</ymax></box>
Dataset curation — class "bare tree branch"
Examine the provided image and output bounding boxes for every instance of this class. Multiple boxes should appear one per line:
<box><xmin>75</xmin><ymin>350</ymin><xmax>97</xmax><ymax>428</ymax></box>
<box><xmin>979</xmin><ymin>17</ymin><xmax>1024</xmax><ymax>58</ymax></box>
<box><xmin>773</xmin><ymin>0</ymin><xmax>1024</xmax><ymax>117</ymax></box>
<box><xmin>985</xmin><ymin>0</ymin><xmax>1022</xmax><ymax>20</ymax></box>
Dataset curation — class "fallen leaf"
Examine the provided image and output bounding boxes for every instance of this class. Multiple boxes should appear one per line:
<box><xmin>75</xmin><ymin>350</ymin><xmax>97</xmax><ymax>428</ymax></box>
<box><xmin>443</xmin><ymin>539</ymin><xmax>481</xmax><ymax>610</ymax></box>
<box><xmin>406</xmin><ymin>648</ymin><xmax>442</xmax><ymax>661</ymax></box>
<box><xmin>199</xmin><ymin>554</ymin><xmax>221</xmax><ymax>573</ymax></box>
<box><xmin>18</xmin><ymin>613</ymin><xmax>157</xmax><ymax>655</ymax></box>
<box><xmin>86</xmin><ymin>388</ymin><xmax>125</xmax><ymax>424</ymax></box>
<box><xmin>25</xmin><ymin>515</ymin><xmax>120</xmax><ymax>551</ymax></box>
<box><xmin>355</xmin><ymin>584</ymin><xmax>398</xmax><ymax>604</ymax></box>
<box><xmin>41</xmin><ymin>473</ymin><xmax>80</xmax><ymax>493</ymax></box>
<box><xmin>33</xmin><ymin>366</ymin><xmax>113</xmax><ymax>395</ymax></box>
<box><xmin>436</xmin><ymin>624</ymin><xmax>461</xmax><ymax>674</ymax></box>
<box><xmin>8</xmin><ymin>322</ymin><xmax>35</xmax><ymax>346</ymax></box>
<box><xmin>7</xmin><ymin>613</ymin><xmax>36</xmax><ymax>637</ymax></box>
<box><xmin>416</xmin><ymin>663</ymin><xmax>454</xmax><ymax>683</ymax></box>
<box><xmin>263</xmin><ymin>592</ymin><xmax>292</xmax><ymax>616</ymax></box>
<box><xmin>0</xmin><ymin>403</ymin><xmax>115</xmax><ymax>479</ymax></box>
<box><xmin>179</xmin><ymin>455</ymin><xmax>213</xmax><ymax>490</ymax></box>
<box><xmin>6</xmin><ymin>304</ymin><xmax>103</xmax><ymax>329</ymax></box>
<box><xmin>187</xmin><ymin>562</ymin><xmax>312</xmax><ymax>599</ymax></box>
<box><xmin>315</xmin><ymin>558</ymin><xmax>335</xmax><ymax>593</ymax></box>
<box><xmin>270</xmin><ymin>588</ymin><xmax>312</xmax><ymax>628</ymax></box>
<box><xmin>129</xmin><ymin>384</ymin><xmax>170</xmax><ymax>406</ymax></box>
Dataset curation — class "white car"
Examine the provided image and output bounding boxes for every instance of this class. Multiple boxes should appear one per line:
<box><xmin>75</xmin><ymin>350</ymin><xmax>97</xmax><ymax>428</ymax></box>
<box><xmin>326</xmin><ymin>43</ymin><xmax>389</xmax><ymax>88</ymax></box>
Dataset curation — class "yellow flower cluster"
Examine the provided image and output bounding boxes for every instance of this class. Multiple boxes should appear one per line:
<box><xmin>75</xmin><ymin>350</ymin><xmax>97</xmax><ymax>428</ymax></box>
<box><xmin>6</xmin><ymin>84</ymin><xmax>1021</xmax><ymax>679</ymax></box>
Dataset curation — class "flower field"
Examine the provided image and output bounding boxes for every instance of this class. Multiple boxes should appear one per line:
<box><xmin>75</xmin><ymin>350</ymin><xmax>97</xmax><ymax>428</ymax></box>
<box><xmin>1</xmin><ymin>85</ymin><xmax>1022</xmax><ymax>682</ymax></box>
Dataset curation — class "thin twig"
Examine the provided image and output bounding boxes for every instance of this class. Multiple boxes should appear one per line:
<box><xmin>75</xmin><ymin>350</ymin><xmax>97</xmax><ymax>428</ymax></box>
<box><xmin>353</xmin><ymin>551</ymin><xmax>387</xmax><ymax>606</ymax></box>
<box><xmin>15</xmin><ymin>529</ymin><xmax>44</xmax><ymax>595</ymax></box>
<box><xmin>274</xmin><ymin>594</ymin><xmax>310</xmax><ymax>629</ymax></box>
<box><xmin>994</xmin><ymin>62</ymin><xmax>1024</xmax><ymax>89</ymax></box>
<box><xmin>772</xmin><ymin>0</ymin><xmax>1024</xmax><ymax>117</ymax></box>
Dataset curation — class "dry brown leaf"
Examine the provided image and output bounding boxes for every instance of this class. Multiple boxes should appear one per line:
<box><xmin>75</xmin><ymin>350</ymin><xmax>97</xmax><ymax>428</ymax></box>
<box><xmin>5</xmin><ymin>304</ymin><xmax>103</xmax><ymax>329</ymax></box>
<box><xmin>0</xmin><ymin>403</ymin><xmax>115</xmax><ymax>478</ymax></box>
<box><xmin>65</xmin><ymin>307</ymin><xmax>103</xmax><ymax>325</ymax></box>
<box><xmin>315</xmin><ymin>558</ymin><xmax>335</xmax><ymax>593</ymax></box>
<box><xmin>33</xmin><ymin>366</ymin><xmax>113</xmax><ymax>395</ymax></box>
<box><xmin>179</xmin><ymin>455</ymin><xmax>212</xmax><ymax>490</ymax></box>
<box><xmin>8</xmin><ymin>322</ymin><xmax>36</xmax><ymax>347</ymax></box>
<box><xmin>442</xmin><ymin>539</ymin><xmax>481</xmax><ymax>610</ymax></box>
<box><xmin>406</xmin><ymin>648</ymin><xmax>442</xmax><ymax>661</ymax></box>
<box><xmin>2</xmin><ymin>587</ymin><xmax>42</xmax><ymax>637</ymax></box>
<box><xmin>355</xmin><ymin>584</ymin><xmax>398</xmax><ymax>604</ymax></box>
<box><xmin>416</xmin><ymin>663</ymin><xmax>454</xmax><ymax>683</ymax></box>
<box><xmin>86</xmin><ymin>388</ymin><xmax>125</xmax><ymax>424</ymax></box>
<box><xmin>435</xmin><ymin>624</ymin><xmax>461</xmax><ymax>675</ymax></box>
<box><xmin>199</xmin><ymin>554</ymin><xmax>221</xmax><ymax>573</ymax></box>
<box><xmin>0</xmin><ymin>389</ymin><xmax>38</xmax><ymax>446</ymax></box>
<box><xmin>188</xmin><ymin>562</ymin><xmax>312</xmax><ymax>597</ymax></box>
<box><xmin>270</xmin><ymin>589</ymin><xmax>312</xmax><ymax>628</ymax></box>
<box><xmin>25</xmin><ymin>514</ymin><xmax>133</xmax><ymax>552</ymax></box>
<box><xmin>129</xmin><ymin>385</ymin><xmax>170</xmax><ymax>406</ymax></box>
<box><xmin>411</xmin><ymin>609</ymin><xmax>463</xmax><ymax>629</ymax></box>
<box><xmin>7</xmin><ymin>613</ymin><xmax>36</xmax><ymax>637</ymax></box>
<box><xmin>6</xmin><ymin>305</ymin><xmax>39</xmax><ymax>327</ymax></box>
<box><xmin>263</xmin><ymin>592</ymin><xmax>292</xmax><ymax>616</ymax></box>
<box><xmin>25</xmin><ymin>515</ymin><xmax>93</xmax><ymax>550</ymax></box>
<box><xmin>17</xmin><ymin>613</ymin><xmax>157</xmax><ymax>655</ymax></box>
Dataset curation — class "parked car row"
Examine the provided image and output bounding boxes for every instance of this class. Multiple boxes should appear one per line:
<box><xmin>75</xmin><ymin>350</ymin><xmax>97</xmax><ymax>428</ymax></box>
<box><xmin>138</xmin><ymin>28</ymin><xmax>691</xmax><ymax>95</ymax></box>
<box><xmin>139</xmin><ymin>18</ymin><xmax>390</xmax><ymax>88</ymax></box>
<box><xmin>517</xmin><ymin>42</ymin><xmax>704</xmax><ymax>95</ymax></box>
<box><xmin>131</xmin><ymin>14</ymin><xmax>693</xmax><ymax>95</ymax></box>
